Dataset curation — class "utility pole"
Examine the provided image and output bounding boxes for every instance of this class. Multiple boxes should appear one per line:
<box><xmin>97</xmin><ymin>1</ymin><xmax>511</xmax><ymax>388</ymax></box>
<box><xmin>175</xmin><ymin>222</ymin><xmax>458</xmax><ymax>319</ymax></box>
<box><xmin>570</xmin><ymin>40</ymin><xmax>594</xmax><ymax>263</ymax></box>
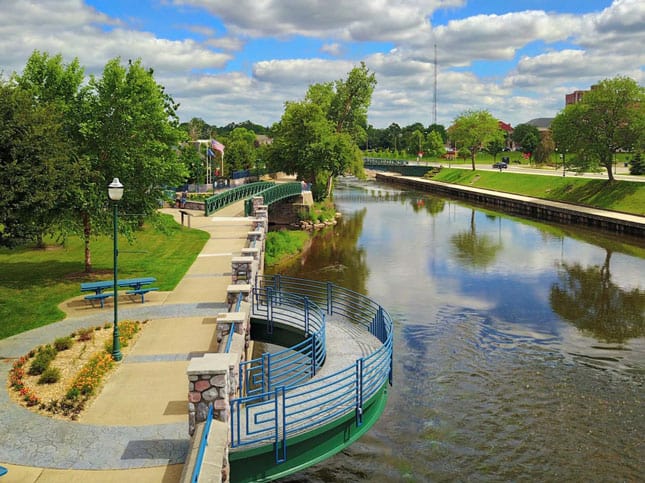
<box><xmin>433</xmin><ymin>43</ymin><xmax>437</xmax><ymax>126</ymax></box>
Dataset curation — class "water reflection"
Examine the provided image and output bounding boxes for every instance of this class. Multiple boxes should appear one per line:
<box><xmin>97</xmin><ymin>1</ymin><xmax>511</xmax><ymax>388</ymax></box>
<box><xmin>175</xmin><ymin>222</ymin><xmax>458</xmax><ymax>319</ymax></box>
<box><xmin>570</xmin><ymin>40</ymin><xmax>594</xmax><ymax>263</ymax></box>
<box><xmin>267</xmin><ymin>207</ymin><xmax>369</xmax><ymax>294</ymax></box>
<box><xmin>451</xmin><ymin>208</ymin><xmax>503</xmax><ymax>268</ymax></box>
<box><xmin>551</xmin><ymin>250</ymin><xmax>645</xmax><ymax>343</ymax></box>
<box><xmin>276</xmin><ymin>179</ymin><xmax>644</xmax><ymax>482</ymax></box>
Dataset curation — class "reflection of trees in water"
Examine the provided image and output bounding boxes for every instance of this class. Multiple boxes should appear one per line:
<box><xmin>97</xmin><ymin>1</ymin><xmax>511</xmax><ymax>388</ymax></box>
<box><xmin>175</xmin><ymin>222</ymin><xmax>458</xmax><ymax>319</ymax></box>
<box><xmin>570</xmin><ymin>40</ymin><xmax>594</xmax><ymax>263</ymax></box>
<box><xmin>451</xmin><ymin>209</ymin><xmax>502</xmax><ymax>268</ymax></box>
<box><xmin>550</xmin><ymin>249</ymin><xmax>645</xmax><ymax>343</ymax></box>
<box><xmin>409</xmin><ymin>195</ymin><xmax>445</xmax><ymax>215</ymax></box>
<box><xmin>268</xmin><ymin>208</ymin><xmax>369</xmax><ymax>294</ymax></box>
<box><xmin>336</xmin><ymin>185</ymin><xmax>446</xmax><ymax>218</ymax></box>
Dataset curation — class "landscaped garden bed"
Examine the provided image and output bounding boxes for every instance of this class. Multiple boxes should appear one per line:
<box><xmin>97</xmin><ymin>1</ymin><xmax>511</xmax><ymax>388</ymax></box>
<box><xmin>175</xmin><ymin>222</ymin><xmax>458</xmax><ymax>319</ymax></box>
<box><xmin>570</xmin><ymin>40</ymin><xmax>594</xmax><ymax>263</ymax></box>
<box><xmin>7</xmin><ymin>320</ymin><xmax>145</xmax><ymax>420</ymax></box>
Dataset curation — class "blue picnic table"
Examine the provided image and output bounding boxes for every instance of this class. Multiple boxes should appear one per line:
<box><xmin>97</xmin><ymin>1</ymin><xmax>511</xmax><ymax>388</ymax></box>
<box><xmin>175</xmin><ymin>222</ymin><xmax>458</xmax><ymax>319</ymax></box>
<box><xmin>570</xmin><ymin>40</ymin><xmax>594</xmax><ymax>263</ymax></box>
<box><xmin>80</xmin><ymin>277</ymin><xmax>158</xmax><ymax>307</ymax></box>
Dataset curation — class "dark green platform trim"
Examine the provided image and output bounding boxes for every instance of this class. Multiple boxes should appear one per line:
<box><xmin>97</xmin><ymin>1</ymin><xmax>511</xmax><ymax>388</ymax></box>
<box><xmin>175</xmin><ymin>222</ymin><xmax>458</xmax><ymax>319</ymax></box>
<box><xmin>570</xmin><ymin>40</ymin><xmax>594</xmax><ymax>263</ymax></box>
<box><xmin>229</xmin><ymin>383</ymin><xmax>389</xmax><ymax>482</ymax></box>
<box><xmin>250</xmin><ymin>317</ymin><xmax>308</xmax><ymax>347</ymax></box>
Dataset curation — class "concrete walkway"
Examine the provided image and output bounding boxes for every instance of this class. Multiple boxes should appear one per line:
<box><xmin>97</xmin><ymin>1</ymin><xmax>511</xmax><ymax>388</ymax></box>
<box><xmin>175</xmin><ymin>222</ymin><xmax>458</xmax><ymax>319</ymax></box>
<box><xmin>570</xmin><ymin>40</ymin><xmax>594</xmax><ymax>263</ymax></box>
<box><xmin>0</xmin><ymin>202</ymin><xmax>252</xmax><ymax>482</ymax></box>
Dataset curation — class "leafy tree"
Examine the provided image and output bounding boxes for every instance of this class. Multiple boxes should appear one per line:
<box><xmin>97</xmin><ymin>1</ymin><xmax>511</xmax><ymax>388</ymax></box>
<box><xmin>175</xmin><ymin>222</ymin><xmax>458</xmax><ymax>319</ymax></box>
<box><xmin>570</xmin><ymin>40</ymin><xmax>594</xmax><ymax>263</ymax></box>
<box><xmin>384</xmin><ymin>123</ymin><xmax>402</xmax><ymax>151</ymax></box>
<box><xmin>629</xmin><ymin>152</ymin><xmax>644</xmax><ymax>175</ymax></box>
<box><xmin>183</xmin><ymin>117</ymin><xmax>211</xmax><ymax>140</ymax></box>
<box><xmin>410</xmin><ymin>129</ymin><xmax>425</xmax><ymax>155</ymax></box>
<box><xmin>0</xmin><ymin>81</ymin><xmax>74</xmax><ymax>246</ymax></box>
<box><xmin>179</xmin><ymin>143</ymin><xmax>206</xmax><ymax>184</ymax></box>
<box><xmin>486</xmin><ymin>137</ymin><xmax>505</xmax><ymax>162</ymax></box>
<box><xmin>447</xmin><ymin>110</ymin><xmax>503</xmax><ymax>170</ymax></box>
<box><xmin>551</xmin><ymin>76</ymin><xmax>645</xmax><ymax>181</ymax></box>
<box><xmin>424</xmin><ymin>130</ymin><xmax>445</xmax><ymax>158</ymax></box>
<box><xmin>77</xmin><ymin>58</ymin><xmax>186</xmax><ymax>271</ymax></box>
<box><xmin>511</xmin><ymin>123</ymin><xmax>540</xmax><ymax>163</ymax></box>
<box><xmin>428</xmin><ymin>123</ymin><xmax>447</xmax><ymax>144</ymax></box>
<box><xmin>3</xmin><ymin>51</ymin><xmax>86</xmax><ymax>247</ymax></box>
<box><xmin>224</xmin><ymin>127</ymin><xmax>257</xmax><ymax>171</ymax></box>
<box><xmin>533</xmin><ymin>130</ymin><xmax>555</xmax><ymax>165</ymax></box>
<box><xmin>267</xmin><ymin>63</ymin><xmax>376</xmax><ymax>200</ymax></box>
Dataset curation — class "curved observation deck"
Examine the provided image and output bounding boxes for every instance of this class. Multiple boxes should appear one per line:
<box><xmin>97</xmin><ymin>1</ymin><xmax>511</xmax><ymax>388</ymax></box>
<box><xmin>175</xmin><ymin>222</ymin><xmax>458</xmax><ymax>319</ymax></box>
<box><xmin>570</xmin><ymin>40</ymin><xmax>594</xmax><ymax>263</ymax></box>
<box><xmin>228</xmin><ymin>275</ymin><xmax>393</xmax><ymax>482</ymax></box>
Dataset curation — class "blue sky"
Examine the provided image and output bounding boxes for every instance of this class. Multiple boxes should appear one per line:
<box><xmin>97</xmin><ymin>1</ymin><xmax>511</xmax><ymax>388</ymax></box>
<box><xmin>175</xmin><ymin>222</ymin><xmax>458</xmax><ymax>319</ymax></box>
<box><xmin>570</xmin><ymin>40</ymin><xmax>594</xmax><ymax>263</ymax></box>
<box><xmin>1</xmin><ymin>0</ymin><xmax>643</xmax><ymax>128</ymax></box>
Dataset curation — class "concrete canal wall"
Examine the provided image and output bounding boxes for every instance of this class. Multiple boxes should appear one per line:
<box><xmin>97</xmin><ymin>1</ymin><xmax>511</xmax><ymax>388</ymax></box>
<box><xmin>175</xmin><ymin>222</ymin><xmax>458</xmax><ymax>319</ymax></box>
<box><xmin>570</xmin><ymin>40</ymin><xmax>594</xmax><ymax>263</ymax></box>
<box><xmin>375</xmin><ymin>172</ymin><xmax>645</xmax><ymax>238</ymax></box>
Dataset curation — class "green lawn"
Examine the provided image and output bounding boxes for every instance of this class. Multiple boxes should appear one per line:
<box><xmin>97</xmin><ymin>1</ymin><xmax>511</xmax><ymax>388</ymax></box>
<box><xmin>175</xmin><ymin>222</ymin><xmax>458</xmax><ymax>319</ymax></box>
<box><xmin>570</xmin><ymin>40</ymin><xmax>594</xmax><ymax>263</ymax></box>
<box><xmin>0</xmin><ymin>214</ymin><xmax>209</xmax><ymax>339</ymax></box>
<box><xmin>430</xmin><ymin>169</ymin><xmax>645</xmax><ymax>215</ymax></box>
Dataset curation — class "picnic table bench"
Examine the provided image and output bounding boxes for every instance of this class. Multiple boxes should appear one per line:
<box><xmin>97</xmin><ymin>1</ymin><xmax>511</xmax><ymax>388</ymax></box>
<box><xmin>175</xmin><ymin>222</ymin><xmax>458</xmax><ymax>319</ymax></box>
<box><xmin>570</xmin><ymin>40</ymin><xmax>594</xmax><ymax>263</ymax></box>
<box><xmin>80</xmin><ymin>277</ymin><xmax>158</xmax><ymax>308</ymax></box>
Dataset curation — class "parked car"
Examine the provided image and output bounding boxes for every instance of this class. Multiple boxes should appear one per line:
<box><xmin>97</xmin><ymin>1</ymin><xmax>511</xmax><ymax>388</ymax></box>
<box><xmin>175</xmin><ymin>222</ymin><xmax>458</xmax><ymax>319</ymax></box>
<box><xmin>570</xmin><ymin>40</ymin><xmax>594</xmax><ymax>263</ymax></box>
<box><xmin>492</xmin><ymin>161</ymin><xmax>508</xmax><ymax>169</ymax></box>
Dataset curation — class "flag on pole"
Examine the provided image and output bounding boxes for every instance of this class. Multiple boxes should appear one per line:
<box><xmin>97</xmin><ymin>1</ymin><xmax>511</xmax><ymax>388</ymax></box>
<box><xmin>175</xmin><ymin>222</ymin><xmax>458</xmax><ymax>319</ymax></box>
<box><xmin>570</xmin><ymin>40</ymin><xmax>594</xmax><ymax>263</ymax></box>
<box><xmin>211</xmin><ymin>139</ymin><xmax>225</xmax><ymax>153</ymax></box>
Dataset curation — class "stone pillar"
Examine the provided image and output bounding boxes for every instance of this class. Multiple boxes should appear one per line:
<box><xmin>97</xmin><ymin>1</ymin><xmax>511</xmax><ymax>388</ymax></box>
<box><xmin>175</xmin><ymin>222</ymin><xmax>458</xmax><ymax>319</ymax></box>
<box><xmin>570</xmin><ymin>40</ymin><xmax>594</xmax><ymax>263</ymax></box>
<box><xmin>187</xmin><ymin>353</ymin><xmax>239</xmax><ymax>435</ymax></box>
<box><xmin>231</xmin><ymin>256</ymin><xmax>255</xmax><ymax>284</ymax></box>
<box><xmin>227</xmin><ymin>284</ymin><xmax>252</xmax><ymax>307</ymax></box>
<box><xmin>241</xmin><ymin>246</ymin><xmax>260</xmax><ymax>261</ymax></box>
<box><xmin>216</xmin><ymin>311</ymin><xmax>250</xmax><ymax>351</ymax></box>
<box><xmin>251</xmin><ymin>196</ymin><xmax>264</xmax><ymax>216</ymax></box>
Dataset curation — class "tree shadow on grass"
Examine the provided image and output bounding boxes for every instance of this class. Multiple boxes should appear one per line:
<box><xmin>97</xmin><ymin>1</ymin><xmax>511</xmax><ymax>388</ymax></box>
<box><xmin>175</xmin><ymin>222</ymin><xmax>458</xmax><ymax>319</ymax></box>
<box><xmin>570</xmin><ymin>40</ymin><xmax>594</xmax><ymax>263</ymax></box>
<box><xmin>0</xmin><ymin>260</ymin><xmax>86</xmax><ymax>289</ymax></box>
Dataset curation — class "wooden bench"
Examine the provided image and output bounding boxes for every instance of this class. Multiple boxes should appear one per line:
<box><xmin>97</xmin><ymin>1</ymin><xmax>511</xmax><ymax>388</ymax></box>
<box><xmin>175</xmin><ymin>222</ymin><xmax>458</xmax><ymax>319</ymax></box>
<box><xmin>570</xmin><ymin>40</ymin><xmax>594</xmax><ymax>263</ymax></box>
<box><xmin>126</xmin><ymin>287</ymin><xmax>159</xmax><ymax>303</ymax></box>
<box><xmin>84</xmin><ymin>292</ymin><xmax>114</xmax><ymax>308</ymax></box>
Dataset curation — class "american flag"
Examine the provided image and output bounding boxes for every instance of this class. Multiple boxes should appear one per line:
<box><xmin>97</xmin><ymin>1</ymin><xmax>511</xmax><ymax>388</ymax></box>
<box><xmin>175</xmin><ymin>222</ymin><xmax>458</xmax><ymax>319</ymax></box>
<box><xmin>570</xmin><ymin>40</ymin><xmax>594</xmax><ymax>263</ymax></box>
<box><xmin>211</xmin><ymin>139</ymin><xmax>225</xmax><ymax>153</ymax></box>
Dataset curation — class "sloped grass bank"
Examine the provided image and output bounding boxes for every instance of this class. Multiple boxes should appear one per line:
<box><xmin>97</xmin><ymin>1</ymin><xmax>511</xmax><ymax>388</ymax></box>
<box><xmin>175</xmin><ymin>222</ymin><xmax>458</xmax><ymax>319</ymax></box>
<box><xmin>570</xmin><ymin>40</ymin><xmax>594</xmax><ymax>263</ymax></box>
<box><xmin>431</xmin><ymin>169</ymin><xmax>644</xmax><ymax>215</ymax></box>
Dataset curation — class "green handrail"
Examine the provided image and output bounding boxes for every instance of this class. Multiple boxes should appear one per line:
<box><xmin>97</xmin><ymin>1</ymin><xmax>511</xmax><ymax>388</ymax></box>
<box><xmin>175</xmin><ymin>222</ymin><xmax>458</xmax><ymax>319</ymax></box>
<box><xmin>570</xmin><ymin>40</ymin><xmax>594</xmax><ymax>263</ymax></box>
<box><xmin>243</xmin><ymin>182</ymin><xmax>303</xmax><ymax>216</ymax></box>
<box><xmin>204</xmin><ymin>182</ymin><xmax>275</xmax><ymax>216</ymax></box>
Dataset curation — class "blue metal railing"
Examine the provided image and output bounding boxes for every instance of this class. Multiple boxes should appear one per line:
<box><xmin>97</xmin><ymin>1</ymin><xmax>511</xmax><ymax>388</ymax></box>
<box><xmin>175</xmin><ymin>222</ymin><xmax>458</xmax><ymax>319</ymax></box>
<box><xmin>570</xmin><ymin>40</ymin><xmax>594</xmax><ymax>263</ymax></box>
<box><xmin>241</xmin><ymin>287</ymin><xmax>326</xmax><ymax>396</ymax></box>
<box><xmin>224</xmin><ymin>292</ymin><xmax>245</xmax><ymax>354</ymax></box>
<box><xmin>230</xmin><ymin>275</ymin><xmax>393</xmax><ymax>460</ymax></box>
<box><xmin>191</xmin><ymin>403</ymin><xmax>214</xmax><ymax>483</ymax></box>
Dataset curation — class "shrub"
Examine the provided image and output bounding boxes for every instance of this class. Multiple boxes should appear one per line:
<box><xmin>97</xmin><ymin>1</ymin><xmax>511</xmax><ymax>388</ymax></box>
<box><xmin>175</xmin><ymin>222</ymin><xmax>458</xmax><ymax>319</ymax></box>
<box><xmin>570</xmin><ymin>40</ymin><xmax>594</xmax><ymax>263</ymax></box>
<box><xmin>28</xmin><ymin>345</ymin><xmax>57</xmax><ymax>375</ymax></box>
<box><xmin>54</xmin><ymin>336</ymin><xmax>73</xmax><ymax>352</ymax></box>
<box><xmin>103</xmin><ymin>320</ymin><xmax>140</xmax><ymax>352</ymax></box>
<box><xmin>67</xmin><ymin>351</ymin><xmax>114</xmax><ymax>397</ymax></box>
<box><xmin>76</xmin><ymin>327</ymin><xmax>94</xmax><ymax>342</ymax></box>
<box><xmin>38</xmin><ymin>367</ymin><xmax>61</xmax><ymax>384</ymax></box>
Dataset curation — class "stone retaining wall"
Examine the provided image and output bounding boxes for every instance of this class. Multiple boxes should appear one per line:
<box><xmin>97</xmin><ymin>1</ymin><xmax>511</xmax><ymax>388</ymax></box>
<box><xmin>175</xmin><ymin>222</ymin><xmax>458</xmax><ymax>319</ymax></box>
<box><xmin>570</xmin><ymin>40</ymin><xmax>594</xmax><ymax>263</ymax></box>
<box><xmin>376</xmin><ymin>173</ymin><xmax>645</xmax><ymax>237</ymax></box>
<box><xmin>181</xmin><ymin>210</ymin><xmax>268</xmax><ymax>483</ymax></box>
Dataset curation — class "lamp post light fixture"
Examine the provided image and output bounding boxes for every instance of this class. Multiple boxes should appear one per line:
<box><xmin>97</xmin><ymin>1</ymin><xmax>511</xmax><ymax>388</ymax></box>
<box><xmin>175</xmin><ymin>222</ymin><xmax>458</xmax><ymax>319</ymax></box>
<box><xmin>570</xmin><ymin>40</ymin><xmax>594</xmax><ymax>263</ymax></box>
<box><xmin>108</xmin><ymin>178</ymin><xmax>124</xmax><ymax>361</ymax></box>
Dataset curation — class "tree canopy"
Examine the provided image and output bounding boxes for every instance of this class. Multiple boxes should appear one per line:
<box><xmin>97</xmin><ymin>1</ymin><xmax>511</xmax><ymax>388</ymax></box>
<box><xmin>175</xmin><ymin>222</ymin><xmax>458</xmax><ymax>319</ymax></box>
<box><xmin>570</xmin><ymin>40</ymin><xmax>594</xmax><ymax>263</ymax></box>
<box><xmin>266</xmin><ymin>63</ymin><xmax>376</xmax><ymax>200</ymax></box>
<box><xmin>1</xmin><ymin>51</ymin><xmax>187</xmax><ymax>272</ymax></box>
<box><xmin>551</xmin><ymin>76</ymin><xmax>645</xmax><ymax>180</ymax></box>
<box><xmin>447</xmin><ymin>110</ymin><xmax>503</xmax><ymax>170</ymax></box>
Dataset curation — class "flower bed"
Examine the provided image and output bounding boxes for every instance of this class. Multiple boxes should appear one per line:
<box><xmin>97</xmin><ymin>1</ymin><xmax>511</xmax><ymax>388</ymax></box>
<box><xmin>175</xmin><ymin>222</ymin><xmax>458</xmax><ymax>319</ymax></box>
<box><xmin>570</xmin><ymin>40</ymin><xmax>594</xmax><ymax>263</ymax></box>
<box><xmin>7</xmin><ymin>321</ymin><xmax>144</xmax><ymax>420</ymax></box>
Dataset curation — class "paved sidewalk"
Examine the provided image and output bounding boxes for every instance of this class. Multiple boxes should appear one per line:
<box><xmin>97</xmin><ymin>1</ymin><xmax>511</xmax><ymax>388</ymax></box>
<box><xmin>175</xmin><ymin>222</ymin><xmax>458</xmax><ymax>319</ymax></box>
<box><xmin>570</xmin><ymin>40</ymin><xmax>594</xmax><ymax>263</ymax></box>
<box><xmin>0</xmin><ymin>202</ymin><xmax>252</xmax><ymax>482</ymax></box>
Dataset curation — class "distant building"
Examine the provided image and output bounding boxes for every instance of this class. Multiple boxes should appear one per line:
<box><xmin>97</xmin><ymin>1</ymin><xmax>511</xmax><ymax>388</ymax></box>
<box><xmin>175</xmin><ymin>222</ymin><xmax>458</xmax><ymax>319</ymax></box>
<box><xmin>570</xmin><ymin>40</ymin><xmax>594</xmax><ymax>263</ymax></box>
<box><xmin>565</xmin><ymin>90</ymin><xmax>587</xmax><ymax>105</ymax></box>
<box><xmin>565</xmin><ymin>84</ymin><xmax>599</xmax><ymax>105</ymax></box>
<box><xmin>526</xmin><ymin>118</ymin><xmax>554</xmax><ymax>133</ymax></box>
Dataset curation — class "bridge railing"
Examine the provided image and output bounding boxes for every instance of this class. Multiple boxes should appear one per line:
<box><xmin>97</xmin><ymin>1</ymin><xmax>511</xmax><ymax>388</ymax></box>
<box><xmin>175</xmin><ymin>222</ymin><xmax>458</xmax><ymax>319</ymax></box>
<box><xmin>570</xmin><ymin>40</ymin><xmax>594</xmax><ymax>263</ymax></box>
<box><xmin>244</xmin><ymin>182</ymin><xmax>303</xmax><ymax>216</ymax></box>
<box><xmin>230</xmin><ymin>275</ymin><xmax>393</xmax><ymax>461</ymax></box>
<box><xmin>241</xmin><ymin>287</ymin><xmax>326</xmax><ymax>397</ymax></box>
<box><xmin>363</xmin><ymin>157</ymin><xmax>410</xmax><ymax>166</ymax></box>
<box><xmin>204</xmin><ymin>181</ymin><xmax>274</xmax><ymax>216</ymax></box>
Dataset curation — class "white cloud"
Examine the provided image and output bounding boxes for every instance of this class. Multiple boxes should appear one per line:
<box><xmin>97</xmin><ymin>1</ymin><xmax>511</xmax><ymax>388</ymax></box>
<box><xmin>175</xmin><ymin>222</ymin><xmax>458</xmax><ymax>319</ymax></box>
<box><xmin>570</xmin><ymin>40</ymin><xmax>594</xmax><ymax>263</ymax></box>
<box><xmin>0</xmin><ymin>0</ymin><xmax>642</xmax><ymax>129</ymax></box>
<box><xmin>321</xmin><ymin>42</ymin><xmax>343</xmax><ymax>56</ymax></box>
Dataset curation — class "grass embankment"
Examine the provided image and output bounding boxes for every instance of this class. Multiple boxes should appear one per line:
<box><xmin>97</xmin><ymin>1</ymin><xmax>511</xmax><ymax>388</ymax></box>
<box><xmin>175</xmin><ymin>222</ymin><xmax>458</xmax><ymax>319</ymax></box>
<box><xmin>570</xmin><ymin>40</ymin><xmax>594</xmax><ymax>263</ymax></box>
<box><xmin>265</xmin><ymin>230</ymin><xmax>310</xmax><ymax>267</ymax></box>
<box><xmin>430</xmin><ymin>168</ymin><xmax>645</xmax><ymax>215</ymax></box>
<box><xmin>0</xmin><ymin>214</ymin><xmax>209</xmax><ymax>339</ymax></box>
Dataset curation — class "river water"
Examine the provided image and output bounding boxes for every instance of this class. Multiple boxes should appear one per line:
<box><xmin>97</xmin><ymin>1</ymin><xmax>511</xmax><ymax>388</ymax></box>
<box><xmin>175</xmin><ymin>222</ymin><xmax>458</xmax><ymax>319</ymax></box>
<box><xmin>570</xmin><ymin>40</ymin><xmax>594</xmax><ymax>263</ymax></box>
<box><xmin>269</xmin><ymin>178</ymin><xmax>644</xmax><ymax>482</ymax></box>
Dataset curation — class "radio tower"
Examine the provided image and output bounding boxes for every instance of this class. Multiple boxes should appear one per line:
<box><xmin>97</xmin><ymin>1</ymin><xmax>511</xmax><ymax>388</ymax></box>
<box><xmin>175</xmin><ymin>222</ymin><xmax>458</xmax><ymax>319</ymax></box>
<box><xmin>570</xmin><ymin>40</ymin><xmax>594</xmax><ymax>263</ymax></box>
<box><xmin>433</xmin><ymin>43</ymin><xmax>437</xmax><ymax>125</ymax></box>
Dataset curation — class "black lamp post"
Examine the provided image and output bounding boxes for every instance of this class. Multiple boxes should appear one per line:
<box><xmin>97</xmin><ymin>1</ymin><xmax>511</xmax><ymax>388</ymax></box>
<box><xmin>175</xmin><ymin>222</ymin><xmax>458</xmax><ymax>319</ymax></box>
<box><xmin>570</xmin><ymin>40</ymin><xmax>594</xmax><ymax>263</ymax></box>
<box><xmin>108</xmin><ymin>178</ymin><xmax>124</xmax><ymax>361</ymax></box>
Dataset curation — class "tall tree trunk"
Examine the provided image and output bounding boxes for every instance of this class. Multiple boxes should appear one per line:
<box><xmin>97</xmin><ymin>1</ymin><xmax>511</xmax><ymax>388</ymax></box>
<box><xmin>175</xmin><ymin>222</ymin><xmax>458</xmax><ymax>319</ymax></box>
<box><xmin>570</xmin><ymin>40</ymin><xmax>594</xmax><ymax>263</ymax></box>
<box><xmin>325</xmin><ymin>175</ymin><xmax>334</xmax><ymax>199</ymax></box>
<box><xmin>471</xmin><ymin>153</ymin><xmax>476</xmax><ymax>171</ymax></box>
<box><xmin>82</xmin><ymin>211</ymin><xmax>92</xmax><ymax>273</ymax></box>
